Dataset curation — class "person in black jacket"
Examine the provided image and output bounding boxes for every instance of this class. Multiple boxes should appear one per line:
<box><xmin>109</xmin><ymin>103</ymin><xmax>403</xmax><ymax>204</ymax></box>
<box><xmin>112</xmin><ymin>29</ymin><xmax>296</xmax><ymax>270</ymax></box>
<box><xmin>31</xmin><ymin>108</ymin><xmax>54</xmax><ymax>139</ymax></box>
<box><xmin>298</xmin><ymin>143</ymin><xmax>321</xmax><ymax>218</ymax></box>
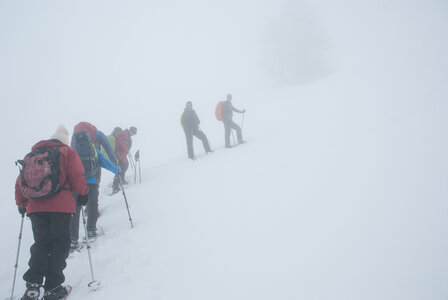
<box><xmin>181</xmin><ymin>101</ymin><xmax>212</xmax><ymax>160</ymax></box>
<box><xmin>221</xmin><ymin>94</ymin><xmax>246</xmax><ymax>148</ymax></box>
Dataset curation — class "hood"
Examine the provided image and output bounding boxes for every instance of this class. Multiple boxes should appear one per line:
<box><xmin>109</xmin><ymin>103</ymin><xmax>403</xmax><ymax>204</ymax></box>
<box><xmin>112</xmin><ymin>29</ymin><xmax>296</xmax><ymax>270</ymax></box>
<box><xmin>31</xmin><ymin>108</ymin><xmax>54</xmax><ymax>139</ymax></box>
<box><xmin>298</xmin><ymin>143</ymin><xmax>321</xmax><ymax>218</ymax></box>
<box><xmin>32</xmin><ymin>139</ymin><xmax>66</xmax><ymax>150</ymax></box>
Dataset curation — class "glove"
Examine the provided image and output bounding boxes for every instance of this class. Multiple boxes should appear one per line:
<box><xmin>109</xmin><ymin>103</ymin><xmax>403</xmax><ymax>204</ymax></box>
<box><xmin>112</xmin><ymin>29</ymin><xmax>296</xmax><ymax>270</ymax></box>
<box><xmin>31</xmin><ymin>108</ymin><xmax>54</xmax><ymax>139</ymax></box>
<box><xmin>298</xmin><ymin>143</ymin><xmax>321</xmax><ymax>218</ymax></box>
<box><xmin>116</xmin><ymin>166</ymin><xmax>121</xmax><ymax>175</ymax></box>
<box><xmin>77</xmin><ymin>194</ymin><xmax>89</xmax><ymax>206</ymax></box>
<box><xmin>18</xmin><ymin>207</ymin><xmax>26</xmax><ymax>216</ymax></box>
<box><xmin>242</xmin><ymin>109</ymin><xmax>246</xmax><ymax>113</ymax></box>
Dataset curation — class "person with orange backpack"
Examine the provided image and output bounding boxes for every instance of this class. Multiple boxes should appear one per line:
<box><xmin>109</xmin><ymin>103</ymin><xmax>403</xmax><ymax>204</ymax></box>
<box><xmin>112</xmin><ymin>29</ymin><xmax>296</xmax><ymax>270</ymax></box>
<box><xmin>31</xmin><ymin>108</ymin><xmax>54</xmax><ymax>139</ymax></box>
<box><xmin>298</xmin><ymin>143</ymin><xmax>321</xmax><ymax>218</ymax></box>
<box><xmin>216</xmin><ymin>94</ymin><xmax>246</xmax><ymax>148</ymax></box>
<box><xmin>181</xmin><ymin>101</ymin><xmax>212</xmax><ymax>160</ymax></box>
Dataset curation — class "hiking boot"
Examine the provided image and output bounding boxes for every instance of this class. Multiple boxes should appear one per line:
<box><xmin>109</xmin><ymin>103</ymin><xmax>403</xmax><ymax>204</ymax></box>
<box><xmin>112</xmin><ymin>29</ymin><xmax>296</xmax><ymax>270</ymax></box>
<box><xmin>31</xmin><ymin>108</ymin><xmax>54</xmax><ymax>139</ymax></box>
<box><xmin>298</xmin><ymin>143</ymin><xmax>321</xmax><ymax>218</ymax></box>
<box><xmin>238</xmin><ymin>140</ymin><xmax>247</xmax><ymax>145</ymax></box>
<box><xmin>69</xmin><ymin>239</ymin><xmax>82</xmax><ymax>253</ymax></box>
<box><xmin>225</xmin><ymin>145</ymin><xmax>232</xmax><ymax>149</ymax></box>
<box><xmin>69</xmin><ymin>240</ymin><xmax>77</xmax><ymax>252</ymax></box>
<box><xmin>21</xmin><ymin>282</ymin><xmax>41</xmax><ymax>300</ymax></box>
<box><xmin>87</xmin><ymin>230</ymin><xmax>97</xmax><ymax>239</ymax></box>
<box><xmin>112</xmin><ymin>186</ymin><xmax>120</xmax><ymax>194</ymax></box>
<box><xmin>43</xmin><ymin>285</ymin><xmax>70</xmax><ymax>300</ymax></box>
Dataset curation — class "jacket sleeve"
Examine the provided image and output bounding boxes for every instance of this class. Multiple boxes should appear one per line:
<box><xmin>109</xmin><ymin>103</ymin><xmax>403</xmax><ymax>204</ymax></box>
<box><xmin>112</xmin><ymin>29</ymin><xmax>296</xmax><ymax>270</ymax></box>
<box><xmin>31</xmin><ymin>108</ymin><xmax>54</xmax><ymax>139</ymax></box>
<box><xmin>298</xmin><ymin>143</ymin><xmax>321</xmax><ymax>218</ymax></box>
<box><xmin>194</xmin><ymin>111</ymin><xmax>200</xmax><ymax>127</ymax></box>
<box><xmin>95</xmin><ymin>130</ymin><xmax>118</xmax><ymax>163</ymax></box>
<box><xmin>231</xmin><ymin>103</ymin><xmax>243</xmax><ymax>113</ymax></box>
<box><xmin>67</xmin><ymin>148</ymin><xmax>89</xmax><ymax>195</ymax></box>
<box><xmin>15</xmin><ymin>176</ymin><xmax>28</xmax><ymax>209</ymax></box>
<box><xmin>97</xmin><ymin>150</ymin><xmax>120</xmax><ymax>174</ymax></box>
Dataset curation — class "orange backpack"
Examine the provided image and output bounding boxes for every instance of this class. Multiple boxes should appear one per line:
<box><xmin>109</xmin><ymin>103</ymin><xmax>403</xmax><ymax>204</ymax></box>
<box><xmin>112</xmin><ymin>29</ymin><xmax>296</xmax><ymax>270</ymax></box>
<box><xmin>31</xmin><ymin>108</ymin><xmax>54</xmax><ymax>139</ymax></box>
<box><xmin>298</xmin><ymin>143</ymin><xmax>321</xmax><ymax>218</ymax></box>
<box><xmin>215</xmin><ymin>101</ymin><xmax>223</xmax><ymax>121</ymax></box>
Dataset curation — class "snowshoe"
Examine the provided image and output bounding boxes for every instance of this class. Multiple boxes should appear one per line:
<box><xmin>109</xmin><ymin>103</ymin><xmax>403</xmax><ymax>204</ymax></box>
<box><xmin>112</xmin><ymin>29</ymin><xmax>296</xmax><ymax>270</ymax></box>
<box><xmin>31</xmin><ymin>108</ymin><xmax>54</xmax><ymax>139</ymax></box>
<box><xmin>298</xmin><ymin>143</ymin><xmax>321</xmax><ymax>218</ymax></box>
<box><xmin>43</xmin><ymin>285</ymin><xmax>72</xmax><ymax>300</ymax></box>
<box><xmin>69</xmin><ymin>240</ymin><xmax>83</xmax><ymax>253</ymax></box>
<box><xmin>87</xmin><ymin>230</ymin><xmax>98</xmax><ymax>242</ymax></box>
<box><xmin>20</xmin><ymin>283</ymin><xmax>41</xmax><ymax>300</ymax></box>
<box><xmin>112</xmin><ymin>186</ymin><xmax>120</xmax><ymax>195</ymax></box>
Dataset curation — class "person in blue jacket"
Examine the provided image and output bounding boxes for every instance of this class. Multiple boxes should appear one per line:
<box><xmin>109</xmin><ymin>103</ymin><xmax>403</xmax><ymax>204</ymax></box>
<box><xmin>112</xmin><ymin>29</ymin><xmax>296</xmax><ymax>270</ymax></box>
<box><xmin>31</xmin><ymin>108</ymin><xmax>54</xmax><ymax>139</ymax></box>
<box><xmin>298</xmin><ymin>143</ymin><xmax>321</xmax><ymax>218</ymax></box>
<box><xmin>69</xmin><ymin>148</ymin><xmax>120</xmax><ymax>250</ymax></box>
<box><xmin>73</xmin><ymin>121</ymin><xmax>119</xmax><ymax>165</ymax></box>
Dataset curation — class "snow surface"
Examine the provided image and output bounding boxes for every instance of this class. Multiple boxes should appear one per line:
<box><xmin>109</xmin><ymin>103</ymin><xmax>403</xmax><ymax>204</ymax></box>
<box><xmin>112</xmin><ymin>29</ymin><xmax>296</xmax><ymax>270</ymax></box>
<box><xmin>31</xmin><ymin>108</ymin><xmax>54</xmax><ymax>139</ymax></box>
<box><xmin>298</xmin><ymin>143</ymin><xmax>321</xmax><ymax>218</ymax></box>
<box><xmin>1</xmin><ymin>0</ymin><xmax>448</xmax><ymax>299</ymax></box>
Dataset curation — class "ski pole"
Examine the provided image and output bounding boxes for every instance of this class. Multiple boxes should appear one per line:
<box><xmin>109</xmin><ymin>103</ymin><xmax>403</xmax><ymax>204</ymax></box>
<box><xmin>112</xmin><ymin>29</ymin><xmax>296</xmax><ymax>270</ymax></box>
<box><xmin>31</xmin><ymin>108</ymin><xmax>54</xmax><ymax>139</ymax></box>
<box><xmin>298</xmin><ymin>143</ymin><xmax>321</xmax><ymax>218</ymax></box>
<box><xmin>131</xmin><ymin>152</ymin><xmax>136</xmax><ymax>169</ymax></box>
<box><xmin>127</xmin><ymin>153</ymin><xmax>135</xmax><ymax>170</ymax></box>
<box><xmin>133</xmin><ymin>162</ymin><xmax>137</xmax><ymax>184</ymax></box>
<box><xmin>119</xmin><ymin>177</ymin><xmax>134</xmax><ymax>228</ymax></box>
<box><xmin>135</xmin><ymin>150</ymin><xmax>141</xmax><ymax>184</ymax></box>
<box><xmin>231</xmin><ymin>131</ymin><xmax>236</xmax><ymax>146</ymax></box>
<box><xmin>130</xmin><ymin>152</ymin><xmax>137</xmax><ymax>182</ymax></box>
<box><xmin>138</xmin><ymin>159</ymin><xmax>141</xmax><ymax>183</ymax></box>
<box><xmin>134</xmin><ymin>150</ymin><xmax>139</xmax><ymax>184</ymax></box>
<box><xmin>241</xmin><ymin>112</ymin><xmax>245</xmax><ymax>131</ymax></box>
<box><xmin>81</xmin><ymin>207</ymin><xmax>101</xmax><ymax>288</ymax></box>
<box><xmin>10</xmin><ymin>214</ymin><xmax>25</xmax><ymax>300</ymax></box>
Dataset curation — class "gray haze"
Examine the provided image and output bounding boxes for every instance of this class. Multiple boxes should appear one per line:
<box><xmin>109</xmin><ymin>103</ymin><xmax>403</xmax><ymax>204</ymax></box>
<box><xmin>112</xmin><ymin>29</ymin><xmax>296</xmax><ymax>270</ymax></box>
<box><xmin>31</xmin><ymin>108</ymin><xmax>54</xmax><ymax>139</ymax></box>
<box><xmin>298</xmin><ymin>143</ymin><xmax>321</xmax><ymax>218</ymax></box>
<box><xmin>1</xmin><ymin>0</ymin><xmax>447</xmax><ymax>298</ymax></box>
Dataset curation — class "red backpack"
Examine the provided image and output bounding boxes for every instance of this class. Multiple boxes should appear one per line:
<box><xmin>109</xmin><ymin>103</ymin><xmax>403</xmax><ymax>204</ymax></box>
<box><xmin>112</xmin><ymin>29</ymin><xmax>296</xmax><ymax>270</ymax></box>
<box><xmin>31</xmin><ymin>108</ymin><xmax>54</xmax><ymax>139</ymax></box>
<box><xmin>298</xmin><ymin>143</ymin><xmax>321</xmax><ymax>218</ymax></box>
<box><xmin>215</xmin><ymin>101</ymin><xmax>223</xmax><ymax>121</ymax></box>
<box><xmin>17</xmin><ymin>146</ymin><xmax>65</xmax><ymax>201</ymax></box>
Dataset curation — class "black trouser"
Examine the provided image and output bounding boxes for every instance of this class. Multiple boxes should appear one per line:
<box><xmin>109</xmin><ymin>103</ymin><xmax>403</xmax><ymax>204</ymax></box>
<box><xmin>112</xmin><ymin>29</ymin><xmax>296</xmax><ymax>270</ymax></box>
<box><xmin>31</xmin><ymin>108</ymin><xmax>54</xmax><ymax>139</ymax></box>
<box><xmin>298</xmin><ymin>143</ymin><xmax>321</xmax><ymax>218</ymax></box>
<box><xmin>184</xmin><ymin>127</ymin><xmax>211</xmax><ymax>159</ymax></box>
<box><xmin>113</xmin><ymin>159</ymin><xmax>129</xmax><ymax>190</ymax></box>
<box><xmin>70</xmin><ymin>183</ymin><xmax>99</xmax><ymax>240</ymax></box>
<box><xmin>23</xmin><ymin>212</ymin><xmax>71</xmax><ymax>291</ymax></box>
<box><xmin>223</xmin><ymin>118</ymin><xmax>243</xmax><ymax>147</ymax></box>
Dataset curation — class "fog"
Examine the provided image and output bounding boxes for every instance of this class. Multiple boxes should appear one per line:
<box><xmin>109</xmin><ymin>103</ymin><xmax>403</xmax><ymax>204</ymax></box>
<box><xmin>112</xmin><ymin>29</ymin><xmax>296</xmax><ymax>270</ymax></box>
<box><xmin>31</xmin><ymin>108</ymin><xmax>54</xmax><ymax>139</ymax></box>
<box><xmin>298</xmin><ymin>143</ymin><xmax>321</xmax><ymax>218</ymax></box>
<box><xmin>0</xmin><ymin>0</ymin><xmax>336</xmax><ymax>204</ymax></box>
<box><xmin>1</xmin><ymin>0</ymin><xmax>447</xmax><ymax>298</ymax></box>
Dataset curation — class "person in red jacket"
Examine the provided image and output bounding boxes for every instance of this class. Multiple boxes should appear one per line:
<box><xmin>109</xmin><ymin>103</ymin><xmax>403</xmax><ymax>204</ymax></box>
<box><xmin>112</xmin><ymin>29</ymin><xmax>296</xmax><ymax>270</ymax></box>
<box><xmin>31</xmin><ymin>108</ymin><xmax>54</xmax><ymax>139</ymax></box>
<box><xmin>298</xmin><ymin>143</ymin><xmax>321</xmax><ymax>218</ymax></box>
<box><xmin>112</xmin><ymin>126</ymin><xmax>137</xmax><ymax>194</ymax></box>
<box><xmin>16</xmin><ymin>125</ymin><xmax>89</xmax><ymax>300</ymax></box>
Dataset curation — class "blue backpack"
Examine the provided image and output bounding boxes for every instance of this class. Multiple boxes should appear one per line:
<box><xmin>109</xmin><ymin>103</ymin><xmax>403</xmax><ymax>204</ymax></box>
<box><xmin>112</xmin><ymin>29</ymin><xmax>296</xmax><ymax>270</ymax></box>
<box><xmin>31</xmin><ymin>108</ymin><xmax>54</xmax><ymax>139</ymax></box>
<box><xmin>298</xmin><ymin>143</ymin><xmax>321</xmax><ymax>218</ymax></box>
<box><xmin>72</xmin><ymin>131</ymin><xmax>99</xmax><ymax>178</ymax></box>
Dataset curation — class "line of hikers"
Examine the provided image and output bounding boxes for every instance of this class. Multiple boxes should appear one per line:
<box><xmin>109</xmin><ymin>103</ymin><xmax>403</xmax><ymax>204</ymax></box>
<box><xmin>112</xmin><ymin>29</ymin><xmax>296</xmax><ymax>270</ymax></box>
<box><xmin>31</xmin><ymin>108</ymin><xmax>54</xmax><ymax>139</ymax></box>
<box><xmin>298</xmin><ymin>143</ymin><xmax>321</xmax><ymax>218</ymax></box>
<box><xmin>13</xmin><ymin>93</ymin><xmax>247</xmax><ymax>299</ymax></box>
<box><xmin>181</xmin><ymin>93</ymin><xmax>246</xmax><ymax>160</ymax></box>
<box><xmin>14</xmin><ymin>123</ymin><xmax>137</xmax><ymax>300</ymax></box>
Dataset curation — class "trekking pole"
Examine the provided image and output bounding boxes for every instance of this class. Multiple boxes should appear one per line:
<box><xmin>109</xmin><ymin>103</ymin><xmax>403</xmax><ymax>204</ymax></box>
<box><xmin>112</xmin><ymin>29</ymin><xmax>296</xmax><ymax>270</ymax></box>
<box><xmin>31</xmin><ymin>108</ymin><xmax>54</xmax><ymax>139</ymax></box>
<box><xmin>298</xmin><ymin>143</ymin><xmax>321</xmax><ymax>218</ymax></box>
<box><xmin>128</xmin><ymin>153</ymin><xmax>135</xmax><ymax>170</ymax></box>
<box><xmin>81</xmin><ymin>207</ymin><xmax>101</xmax><ymax>288</ymax></box>
<box><xmin>119</xmin><ymin>177</ymin><xmax>134</xmax><ymax>228</ymax></box>
<box><xmin>138</xmin><ymin>159</ymin><xmax>141</xmax><ymax>183</ymax></box>
<box><xmin>10</xmin><ymin>214</ymin><xmax>25</xmax><ymax>300</ymax></box>
<box><xmin>135</xmin><ymin>150</ymin><xmax>141</xmax><ymax>184</ymax></box>
<box><xmin>231</xmin><ymin>131</ymin><xmax>236</xmax><ymax>146</ymax></box>
<box><xmin>133</xmin><ymin>160</ymin><xmax>137</xmax><ymax>184</ymax></box>
<box><xmin>129</xmin><ymin>152</ymin><xmax>137</xmax><ymax>182</ymax></box>
<box><xmin>241</xmin><ymin>112</ymin><xmax>245</xmax><ymax>131</ymax></box>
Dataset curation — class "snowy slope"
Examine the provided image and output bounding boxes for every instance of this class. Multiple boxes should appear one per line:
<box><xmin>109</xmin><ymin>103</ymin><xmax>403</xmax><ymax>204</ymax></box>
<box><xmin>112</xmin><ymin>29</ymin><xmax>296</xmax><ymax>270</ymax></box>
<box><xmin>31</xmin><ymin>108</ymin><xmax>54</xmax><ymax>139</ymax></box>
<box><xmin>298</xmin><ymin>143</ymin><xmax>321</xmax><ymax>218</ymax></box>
<box><xmin>1</xmin><ymin>0</ymin><xmax>448</xmax><ymax>300</ymax></box>
<box><xmin>4</xmin><ymin>70</ymin><xmax>448</xmax><ymax>300</ymax></box>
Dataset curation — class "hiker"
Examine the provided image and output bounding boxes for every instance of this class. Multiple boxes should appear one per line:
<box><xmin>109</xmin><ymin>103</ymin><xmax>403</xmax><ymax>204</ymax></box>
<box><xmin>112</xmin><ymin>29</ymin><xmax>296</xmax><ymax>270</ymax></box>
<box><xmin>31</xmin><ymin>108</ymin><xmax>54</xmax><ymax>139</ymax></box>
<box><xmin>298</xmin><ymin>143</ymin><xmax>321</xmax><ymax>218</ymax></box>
<box><xmin>181</xmin><ymin>101</ymin><xmax>212</xmax><ymax>160</ymax></box>
<box><xmin>112</xmin><ymin>127</ymin><xmax>137</xmax><ymax>193</ymax></box>
<box><xmin>69</xmin><ymin>133</ymin><xmax>120</xmax><ymax>249</ymax></box>
<box><xmin>221</xmin><ymin>94</ymin><xmax>246</xmax><ymax>148</ymax></box>
<box><xmin>73</xmin><ymin>122</ymin><xmax>118</xmax><ymax>165</ymax></box>
<box><xmin>100</xmin><ymin>127</ymin><xmax>122</xmax><ymax>160</ymax></box>
<box><xmin>15</xmin><ymin>125</ymin><xmax>89</xmax><ymax>300</ymax></box>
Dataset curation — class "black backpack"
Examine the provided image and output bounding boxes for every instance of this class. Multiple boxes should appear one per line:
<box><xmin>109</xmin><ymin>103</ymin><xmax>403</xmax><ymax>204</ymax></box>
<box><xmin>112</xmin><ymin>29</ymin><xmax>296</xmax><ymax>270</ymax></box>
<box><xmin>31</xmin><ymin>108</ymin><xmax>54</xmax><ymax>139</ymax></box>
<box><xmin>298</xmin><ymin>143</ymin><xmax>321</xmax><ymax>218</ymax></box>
<box><xmin>72</xmin><ymin>131</ymin><xmax>99</xmax><ymax>178</ymax></box>
<box><xmin>17</xmin><ymin>146</ymin><xmax>64</xmax><ymax>201</ymax></box>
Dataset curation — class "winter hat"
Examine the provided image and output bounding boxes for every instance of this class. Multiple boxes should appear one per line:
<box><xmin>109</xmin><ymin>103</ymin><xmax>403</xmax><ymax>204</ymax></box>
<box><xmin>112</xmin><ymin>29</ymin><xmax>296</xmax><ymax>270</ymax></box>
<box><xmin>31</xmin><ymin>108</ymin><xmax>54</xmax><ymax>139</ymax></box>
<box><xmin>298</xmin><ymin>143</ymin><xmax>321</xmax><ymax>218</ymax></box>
<box><xmin>50</xmin><ymin>125</ymin><xmax>69</xmax><ymax>145</ymax></box>
<box><xmin>186</xmin><ymin>101</ymin><xmax>192</xmax><ymax>108</ymax></box>
<box><xmin>226</xmin><ymin>94</ymin><xmax>232</xmax><ymax>101</ymax></box>
<box><xmin>129</xmin><ymin>126</ymin><xmax>137</xmax><ymax>135</ymax></box>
